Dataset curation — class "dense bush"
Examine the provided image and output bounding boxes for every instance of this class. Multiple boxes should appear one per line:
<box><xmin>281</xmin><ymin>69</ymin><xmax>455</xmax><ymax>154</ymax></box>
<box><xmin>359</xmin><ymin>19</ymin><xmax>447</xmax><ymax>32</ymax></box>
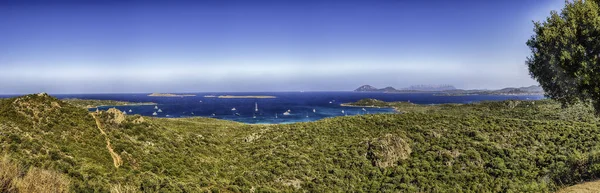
<box><xmin>1</xmin><ymin>94</ymin><xmax>600</xmax><ymax>192</ymax></box>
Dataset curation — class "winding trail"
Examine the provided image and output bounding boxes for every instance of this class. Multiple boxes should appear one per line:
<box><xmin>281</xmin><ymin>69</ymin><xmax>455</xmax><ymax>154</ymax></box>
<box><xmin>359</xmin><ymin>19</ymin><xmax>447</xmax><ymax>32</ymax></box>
<box><xmin>91</xmin><ymin>113</ymin><xmax>123</xmax><ymax>168</ymax></box>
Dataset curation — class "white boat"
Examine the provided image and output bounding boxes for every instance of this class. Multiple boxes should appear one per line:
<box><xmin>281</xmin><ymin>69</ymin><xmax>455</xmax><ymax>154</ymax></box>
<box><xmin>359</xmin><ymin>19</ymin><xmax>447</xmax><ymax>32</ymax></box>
<box><xmin>341</xmin><ymin>110</ymin><xmax>345</xmax><ymax>114</ymax></box>
<box><xmin>255</xmin><ymin>102</ymin><xmax>258</xmax><ymax>112</ymax></box>
<box><xmin>231</xmin><ymin>108</ymin><xmax>236</xmax><ymax>111</ymax></box>
<box><xmin>313</xmin><ymin>109</ymin><xmax>316</xmax><ymax>113</ymax></box>
<box><xmin>306</xmin><ymin>112</ymin><xmax>309</xmax><ymax>118</ymax></box>
<box><xmin>154</xmin><ymin>106</ymin><xmax>158</xmax><ymax>109</ymax></box>
<box><xmin>128</xmin><ymin>109</ymin><xmax>132</xmax><ymax>113</ymax></box>
<box><xmin>283</xmin><ymin>112</ymin><xmax>291</xmax><ymax>116</ymax></box>
<box><xmin>191</xmin><ymin>112</ymin><xmax>194</xmax><ymax>115</ymax></box>
<box><xmin>211</xmin><ymin>113</ymin><xmax>216</xmax><ymax>116</ymax></box>
<box><xmin>152</xmin><ymin>112</ymin><xmax>157</xmax><ymax>116</ymax></box>
<box><xmin>157</xmin><ymin>109</ymin><xmax>163</xmax><ymax>113</ymax></box>
<box><xmin>275</xmin><ymin>113</ymin><xmax>278</xmax><ymax>118</ymax></box>
<box><xmin>329</xmin><ymin>101</ymin><xmax>333</xmax><ymax>104</ymax></box>
<box><xmin>122</xmin><ymin>111</ymin><xmax>127</xmax><ymax>115</ymax></box>
<box><xmin>199</xmin><ymin>100</ymin><xmax>203</xmax><ymax>103</ymax></box>
<box><xmin>253</xmin><ymin>113</ymin><xmax>256</xmax><ymax>119</ymax></box>
<box><xmin>362</xmin><ymin>108</ymin><xmax>366</xmax><ymax>111</ymax></box>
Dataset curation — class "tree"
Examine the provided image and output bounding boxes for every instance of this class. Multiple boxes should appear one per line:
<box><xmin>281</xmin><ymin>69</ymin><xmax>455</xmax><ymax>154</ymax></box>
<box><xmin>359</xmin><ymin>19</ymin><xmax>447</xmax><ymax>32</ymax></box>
<box><xmin>527</xmin><ymin>0</ymin><xmax>600</xmax><ymax>113</ymax></box>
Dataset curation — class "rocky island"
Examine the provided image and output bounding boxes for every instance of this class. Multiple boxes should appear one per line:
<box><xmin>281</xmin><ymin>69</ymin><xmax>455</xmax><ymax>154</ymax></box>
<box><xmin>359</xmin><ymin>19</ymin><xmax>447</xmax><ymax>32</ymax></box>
<box><xmin>147</xmin><ymin>93</ymin><xmax>196</xmax><ymax>97</ymax></box>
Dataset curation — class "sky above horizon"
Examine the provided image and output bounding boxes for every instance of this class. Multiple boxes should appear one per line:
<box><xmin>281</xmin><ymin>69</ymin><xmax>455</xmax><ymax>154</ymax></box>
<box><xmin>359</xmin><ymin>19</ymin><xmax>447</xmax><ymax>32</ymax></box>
<box><xmin>1</xmin><ymin>0</ymin><xmax>564</xmax><ymax>94</ymax></box>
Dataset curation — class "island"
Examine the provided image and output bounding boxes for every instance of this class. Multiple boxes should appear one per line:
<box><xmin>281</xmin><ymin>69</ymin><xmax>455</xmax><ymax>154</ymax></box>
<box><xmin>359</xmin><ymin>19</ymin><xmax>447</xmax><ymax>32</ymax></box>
<box><xmin>62</xmin><ymin>98</ymin><xmax>157</xmax><ymax>109</ymax></box>
<box><xmin>147</xmin><ymin>93</ymin><xmax>196</xmax><ymax>97</ymax></box>
<box><xmin>217</xmin><ymin>95</ymin><xmax>277</xmax><ymax>99</ymax></box>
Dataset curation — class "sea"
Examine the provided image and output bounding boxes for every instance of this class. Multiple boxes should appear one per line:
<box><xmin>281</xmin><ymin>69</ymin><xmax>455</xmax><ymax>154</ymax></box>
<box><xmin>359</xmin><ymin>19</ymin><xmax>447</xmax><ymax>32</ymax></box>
<box><xmin>0</xmin><ymin>92</ymin><xmax>544</xmax><ymax>124</ymax></box>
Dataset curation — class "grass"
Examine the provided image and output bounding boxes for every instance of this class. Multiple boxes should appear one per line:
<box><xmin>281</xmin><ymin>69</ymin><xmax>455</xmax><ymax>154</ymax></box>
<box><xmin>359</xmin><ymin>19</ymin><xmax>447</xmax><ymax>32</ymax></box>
<box><xmin>2</xmin><ymin>94</ymin><xmax>600</xmax><ymax>192</ymax></box>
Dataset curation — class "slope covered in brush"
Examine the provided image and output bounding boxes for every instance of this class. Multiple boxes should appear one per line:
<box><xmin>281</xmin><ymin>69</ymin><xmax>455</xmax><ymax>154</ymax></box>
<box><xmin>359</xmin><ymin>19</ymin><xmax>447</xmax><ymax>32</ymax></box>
<box><xmin>2</xmin><ymin>94</ymin><xmax>600</xmax><ymax>192</ymax></box>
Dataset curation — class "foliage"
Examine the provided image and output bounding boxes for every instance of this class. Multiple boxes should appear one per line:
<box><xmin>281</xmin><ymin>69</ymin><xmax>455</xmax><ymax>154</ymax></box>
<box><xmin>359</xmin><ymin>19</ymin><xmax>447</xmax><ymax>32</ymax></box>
<box><xmin>526</xmin><ymin>0</ymin><xmax>600</xmax><ymax>113</ymax></box>
<box><xmin>2</xmin><ymin>94</ymin><xmax>600</xmax><ymax>192</ymax></box>
<box><xmin>0</xmin><ymin>156</ymin><xmax>70</xmax><ymax>193</ymax></box>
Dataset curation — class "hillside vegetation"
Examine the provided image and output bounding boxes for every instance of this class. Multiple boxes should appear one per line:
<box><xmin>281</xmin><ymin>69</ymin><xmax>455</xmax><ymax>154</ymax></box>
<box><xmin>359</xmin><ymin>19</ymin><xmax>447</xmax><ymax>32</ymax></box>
<box><xmin>1</xmin><ymin>94</ymin><xmax>600</xmax><ymax>192</ymax></box>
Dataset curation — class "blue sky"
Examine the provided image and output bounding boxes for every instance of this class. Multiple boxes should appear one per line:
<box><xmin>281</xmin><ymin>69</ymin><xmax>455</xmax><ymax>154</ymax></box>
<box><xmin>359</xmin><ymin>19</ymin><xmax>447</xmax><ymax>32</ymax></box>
<box><xmin>0</xmin><ymin>0</ymin><xmax>564</xmax><ymax>94</ymax></box>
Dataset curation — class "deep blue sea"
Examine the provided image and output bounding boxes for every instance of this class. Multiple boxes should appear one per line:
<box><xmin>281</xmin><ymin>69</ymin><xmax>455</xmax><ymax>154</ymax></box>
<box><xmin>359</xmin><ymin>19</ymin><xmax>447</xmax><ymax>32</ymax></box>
<box><xmin>0</xmin><ymin>92</ymin><xmax>544</xmax><ymax>124</ymax></box>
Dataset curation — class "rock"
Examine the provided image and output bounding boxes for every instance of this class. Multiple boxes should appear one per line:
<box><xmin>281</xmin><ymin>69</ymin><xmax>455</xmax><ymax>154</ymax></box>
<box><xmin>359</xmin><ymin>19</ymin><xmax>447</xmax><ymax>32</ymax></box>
<box><xmin>132</xmin><ymin>116</ymin><xmax>145</xmax><ymax>124</ymax></box>
<box><xmin>106</xmin><ymin>108</ymin><xmax>125</xmax><ymax>124</ymax></box>
<box><xmin>366</xmin><ymin>134</ymin><xmax>412</xmax><ymax>168</ymax></box>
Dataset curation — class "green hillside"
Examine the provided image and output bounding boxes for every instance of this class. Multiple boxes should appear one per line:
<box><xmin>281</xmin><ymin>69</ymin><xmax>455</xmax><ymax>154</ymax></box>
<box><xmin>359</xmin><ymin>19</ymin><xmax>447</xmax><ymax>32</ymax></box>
<box><xmin>1</xmin><ymin>94</ymin><xmax>600</xmax><ymax>192</ymax></box>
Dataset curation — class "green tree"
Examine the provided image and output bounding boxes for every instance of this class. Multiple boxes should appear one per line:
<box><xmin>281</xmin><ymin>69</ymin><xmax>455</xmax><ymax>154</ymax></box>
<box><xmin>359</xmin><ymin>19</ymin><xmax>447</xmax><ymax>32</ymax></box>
<box><xmin>527</xmin><ymin>0</ymin><xmax>600</xmax><ymax>113</ymax></box>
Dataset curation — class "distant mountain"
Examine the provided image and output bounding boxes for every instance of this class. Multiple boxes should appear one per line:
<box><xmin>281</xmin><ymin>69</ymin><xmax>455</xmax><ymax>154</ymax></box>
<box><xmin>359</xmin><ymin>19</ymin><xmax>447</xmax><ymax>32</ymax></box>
<box><xmin>354</xmin><ymin>85</ymin><xmax>380</xmax><ymax>92</ymax></box>
<box><xmin>354</xmin><ymin>85</ymin><xmax>545</xmax><ymax>95</ymax></box>
<box><xmin>354</xmin><ymin>84</ymin><xmax>457</xmax><ymax>93</ymax></box>
<box><xmin>405</xmin><ymin>85</ymin><xmax>457</xmax><ymax>92</ymax></box>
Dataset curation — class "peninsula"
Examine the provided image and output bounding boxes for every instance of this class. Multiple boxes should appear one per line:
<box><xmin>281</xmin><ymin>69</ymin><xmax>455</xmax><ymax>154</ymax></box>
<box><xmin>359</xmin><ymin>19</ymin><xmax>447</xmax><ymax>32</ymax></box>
<box><xmin>62</xmin><ymin>98</ymin><xmax>156</xmax><ymax>109</ymax></box>
<box><xmin>217</xmin><ymin>95</ymin><xmax>277</xmax><ymax>99</ymax></box>
<box><xmin>147</xmin><ymin>93</ymin><xmax>196</xmax><ymax>97</ymax></box>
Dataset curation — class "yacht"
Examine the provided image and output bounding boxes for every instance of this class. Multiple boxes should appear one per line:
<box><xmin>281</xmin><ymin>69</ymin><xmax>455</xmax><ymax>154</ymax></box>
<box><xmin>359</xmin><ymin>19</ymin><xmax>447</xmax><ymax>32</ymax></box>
<box><xmin>362</xmin><ymin>108</ymin><xmax>366</xmax><ymax>111</ymax></box>
<box><xmin>154</xmin><ymin>106</ymin><xmax>158</xmax><ymax>109</ymax></box>
<box><xmin>235</xmin><ymin>113</ymin><xmax>240</xmax><ymax>116</ymax></box>
<box><xmin>283</xmin><ymin>109</ymin><xmax>291</xmax><ymax>116</ymax></box>
<box><xmin>341</xmin><ymin>110</ymin><xmax>345</xmax><ymax>114</ymax></box>
<box><xmin>122</xmin><ymin>111</ymin><xmax>127</xmax><ymax>115</ymax></box>
<box><xmin>128</xmin><ymin>109</ymin><xmax>132</xmax><ymax>113</ymax></box>
<box><xmin>152</xmin><ymin>112</ymin><xmax>158</xmax><ymax>116</ymax></box>
<box><xmin>157</xmin><ymin>109</ymin><xmax>163</xmax><ymax>113</ymax></box>
<box><xmin>313</xmin><ymin>109</ymin><xmax>316</xmax><ymax>113</ymax></box>
<box><xmin>231</xmin><ymin>108</ymin><xmax>236</xmax><ymax>111</ymax></box>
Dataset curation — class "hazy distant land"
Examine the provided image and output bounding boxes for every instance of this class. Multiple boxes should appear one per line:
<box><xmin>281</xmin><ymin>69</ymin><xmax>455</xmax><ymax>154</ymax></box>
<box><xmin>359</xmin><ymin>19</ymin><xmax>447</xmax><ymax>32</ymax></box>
<box><xmin>217</xmin><ymin>95</ymin><xmax>277</xmax><ymax>99</ymax></box>
<box><xmin>148</xmin><ymin>93</ymin><xmax>196</xmax><ymax>97</ymax></box>
<box><xmin>355</xmin><ymin>84</ymin><xmax>545</xmax><ymax>96</ymax></box>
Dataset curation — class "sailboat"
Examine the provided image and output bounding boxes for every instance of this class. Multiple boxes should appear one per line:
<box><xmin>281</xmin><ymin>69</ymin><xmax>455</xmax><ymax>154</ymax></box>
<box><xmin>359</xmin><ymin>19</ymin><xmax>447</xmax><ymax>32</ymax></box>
<box><xmin>275</xmin><ymin>113</ymin><xmax>278</xmax><ymax>118</ymax></box>
<box><xmin>283</xmin><ymin>109</ymin><xmax>291</xmax><ymax>116</ymax></box>
<box><xmin>157</xmin><ymin>109</ymin><xmax>163</xmax><ymax>113</ymax></box>
<box><xmin>341</xmin><ymin>110</ymin><xmax>345</xmax><ymax>114</ymax></box>
<box><xmin>152</xmin><ymin>112</ymin><xmax>158</xmax><ymax>116</ymax></box>
<box><xmin>362</xmin><ymin>108</ymin><xmax>366</xmax><ymax>111</ymax></box>
<box><xmin>231</xmin><ymin>108</ymin><xmax>236</xmax><ymax>111</ymax></box>
<box><xmin>255</xmin><ymin>102</ymin><xmax>258</xmax><ymax>112</ymax></box>
<box><xmin>306</xmin><ymin>112</ymin><xmax>309</xmax><ymax>118</ymax></box>
<box><xmin>122</xmin><ymin>111</ymin><xmax>127</xmax><ymax>115</ymax></box>
<box><xmin>253</xmin><ymin>113</ymin><xmax>256</xmax><ymax>119</ymax></box>
<box><xmin>128</xmin><ymin>109</ymin><xmax>132</xmax><ymax>113</ymax></box>
<box><xmin>154</xmin><ymin>106</ymin><xmax>158</xmax><ymax>110</ymax></box>
<box><xmin>313</xmin><ymin>109</ymin><xmax>316</xmax><ymax>113</ymax></box>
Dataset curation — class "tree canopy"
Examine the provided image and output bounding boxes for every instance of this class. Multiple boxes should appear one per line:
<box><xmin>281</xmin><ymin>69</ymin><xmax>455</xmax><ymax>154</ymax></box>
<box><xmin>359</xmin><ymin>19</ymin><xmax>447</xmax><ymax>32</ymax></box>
<box><xmin>527</xmin><ymin>0</ymin><xmax>600</xmax><ymax>113</ymax></box>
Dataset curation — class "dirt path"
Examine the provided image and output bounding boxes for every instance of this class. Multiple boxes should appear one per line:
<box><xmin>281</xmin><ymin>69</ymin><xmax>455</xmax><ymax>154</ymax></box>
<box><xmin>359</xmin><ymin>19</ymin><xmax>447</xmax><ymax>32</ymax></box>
<box><xmin>557</xmin><ymin>180</ymin><xmax>600</xmax><ymax>193</ymax></box>
<box><xmin>91</xmin><ymin>113</ymin><xmax>122</xmax><ymax>168</ymax></box>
